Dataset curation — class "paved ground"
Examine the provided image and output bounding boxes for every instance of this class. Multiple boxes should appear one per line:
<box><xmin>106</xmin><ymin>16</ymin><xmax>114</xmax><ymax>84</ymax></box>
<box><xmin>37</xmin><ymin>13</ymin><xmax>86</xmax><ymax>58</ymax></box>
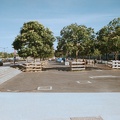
<box><xmin>0</xmin><ymin>63</ymin><xmax>21</xmax><ymax>85</ymax></box>
<box><xmin>0</xmin><ymin>93</ymin><xmax>120</xmax><ymax>120</ymax></box>
<box><xmin>0</xmin><ymin>61</ymin><xmax>120</xmax><ymax>92</ymax></box>
<box><xmin>0</xmin><ymin>62</ymin><xmax>120</xmax><ymax>120</ymax></box>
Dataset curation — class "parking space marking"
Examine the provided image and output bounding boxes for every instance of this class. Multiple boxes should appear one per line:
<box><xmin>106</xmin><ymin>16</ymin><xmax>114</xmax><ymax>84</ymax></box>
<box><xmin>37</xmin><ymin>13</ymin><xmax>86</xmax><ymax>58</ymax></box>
<box><xmin>37</xmin><ymin>86</ymin><xmax>52</xmax><ymax>90</ymax></box>
<box><xmin>88</xmin><ymin>81</ymin><xmax>92</xmax><ymax>83</ymax></box>
<box><xmin>76</xmin><ymin>81</ymin><xmax>92</xmax><ymax>84</ymax></box>
<box><xmin>90</xmin><ymin>75</ymin><xmax>120</xmax><ymax>79</ymax></box>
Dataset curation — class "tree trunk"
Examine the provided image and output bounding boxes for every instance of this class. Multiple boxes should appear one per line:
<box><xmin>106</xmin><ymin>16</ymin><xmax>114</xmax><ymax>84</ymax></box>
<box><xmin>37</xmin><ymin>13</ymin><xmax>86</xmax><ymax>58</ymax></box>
<box><xmin>76</xmin><ymin>50</ymin><xmax>78</xmax><ymax>62</ymax></box>
<box><xmin>26</xmin><ymin>57</ymin><xmax>28</xmax><ymax>63</ymax></box>
<box><xmin>89</xmin><ymin>55</ymin><xmax>91</xmax><ymax>64</ymax></box>
<box><xmin>105</xmin><ymin>53</ymin><xmax>108</xmax><ymax>60</ymax></box>
<box><xmin>114</xmin><ymin>52</ymin><xmax>118</xmax><ymax>60</ymax></box>
<box><xmin>34</xmin><ymin>58</ymin><xmax>36</xmax><ymax>62</ymax></box>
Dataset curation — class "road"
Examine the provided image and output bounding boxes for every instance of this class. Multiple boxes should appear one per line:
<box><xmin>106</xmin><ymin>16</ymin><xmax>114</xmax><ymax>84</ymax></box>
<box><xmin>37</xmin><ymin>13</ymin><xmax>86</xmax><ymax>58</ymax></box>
<box><xmin>0</xmin><ymin>61</ymin><xmax>120</xmax><ymax>92</ymax></box>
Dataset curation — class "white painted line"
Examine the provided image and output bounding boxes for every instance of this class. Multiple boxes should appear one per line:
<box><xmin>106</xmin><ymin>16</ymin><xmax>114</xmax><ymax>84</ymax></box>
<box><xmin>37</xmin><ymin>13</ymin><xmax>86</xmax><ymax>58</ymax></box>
<box><xmin>88</xmin><ymin>81</ymin><xmax>92</xmax><ymax>83</ymax></box>
<box><xmin>90</xmin><ymin>75</ymin><xmax>120</xmax><ymax>79</ymax></box>
<box><xmin>76</xmin><ymin>81</ymin><xmax>80</xmax><ymax>84</ymax></box>
<box><xmin>76</xmin><ymin>81</ymin><xmax>92</xmax><ymax>84</ymax></box>
<box><xmin>7</xmin><ymin>89</ymin><xmax>11</xmax><ymax>92</ymax></box>
<box><xmin>37</xmin><ymin>86</ymin><xmax>52</xmax><ymax>90</ymax></box>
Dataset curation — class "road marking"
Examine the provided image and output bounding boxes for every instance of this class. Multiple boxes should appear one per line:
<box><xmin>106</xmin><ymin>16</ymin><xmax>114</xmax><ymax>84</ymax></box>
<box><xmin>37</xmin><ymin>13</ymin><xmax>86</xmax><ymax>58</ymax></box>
<box><xmin>76</xmin><ymin>81</ymin><xmax>92</xmax><ymax>84</ymax></box>
<box><xmin>7</xmin><ymin>89</ymin><xmax>11</xmax><ymax>92</ymax></box>
<box><xmin>90</xmin><ymin>75</ymin><xmax>120</xmax><ymax>79</ymax></box>
<box><xmin>88</xmin><ymin>81</ymin><xmax>92</xmax><ymax>83</ymax></box>
<box><xmin>76</xmin><ymin>81</ymin><xmax>80</xmax><ymax>84</ymax></box>
<box><xmin>37</xmin><ymin>86</ymin><xmax>52</xmax><ymax>90</ymax></box>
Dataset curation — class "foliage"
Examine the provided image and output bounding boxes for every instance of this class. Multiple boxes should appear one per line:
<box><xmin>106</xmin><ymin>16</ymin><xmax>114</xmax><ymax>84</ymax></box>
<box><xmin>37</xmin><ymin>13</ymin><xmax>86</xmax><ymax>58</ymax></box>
<box><xmin>12</xmin><ymin>21</ymin><xmax>55</xmax><ymax>59</ymax></box>
<box><xmin>0</xmin><ymin>52</ymin><xmax>14</xmax><ymax>58</ymax></box>
<box><xmin>56</xmin><ymin>23</ymin><xmax>95</xmax><ymax>60</ymax></box>
<box><xmin>97</xmin><ymin>17</ymin><xmax>120</xmax><ymax>60</ymax></box>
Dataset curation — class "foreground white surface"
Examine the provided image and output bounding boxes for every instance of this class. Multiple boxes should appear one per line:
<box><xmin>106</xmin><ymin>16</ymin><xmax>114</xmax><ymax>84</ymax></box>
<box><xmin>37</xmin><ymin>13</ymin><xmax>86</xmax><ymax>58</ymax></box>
<box><xmin>0</xmin><ymin>93</ymin><xmax>120</xmax><ymax>120</ymax></box>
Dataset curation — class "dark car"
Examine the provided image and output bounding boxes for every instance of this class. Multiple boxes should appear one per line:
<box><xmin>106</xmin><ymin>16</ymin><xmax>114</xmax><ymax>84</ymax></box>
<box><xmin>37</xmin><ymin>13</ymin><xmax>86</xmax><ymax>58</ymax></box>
<box><xmin>0</xmin><ymin>59</ymin><xmax>3</xmax><ymax>66</ymax></box>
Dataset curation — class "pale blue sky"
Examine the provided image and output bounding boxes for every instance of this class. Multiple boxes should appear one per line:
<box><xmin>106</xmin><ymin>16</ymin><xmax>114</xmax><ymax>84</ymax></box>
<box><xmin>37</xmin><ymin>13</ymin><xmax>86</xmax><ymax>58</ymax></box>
<box><xmin>0</xmin><ymin>0</ymin><xmax>120</xmax><ymax>53</ymax></box>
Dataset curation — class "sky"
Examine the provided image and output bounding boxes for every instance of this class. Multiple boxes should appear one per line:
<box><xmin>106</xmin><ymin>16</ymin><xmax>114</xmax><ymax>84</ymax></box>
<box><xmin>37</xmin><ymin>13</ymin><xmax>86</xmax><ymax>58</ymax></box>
<box><xmin>0</xmin><ymin>0</ymin><xmax>120</xmax><ymax>53</ymax></box>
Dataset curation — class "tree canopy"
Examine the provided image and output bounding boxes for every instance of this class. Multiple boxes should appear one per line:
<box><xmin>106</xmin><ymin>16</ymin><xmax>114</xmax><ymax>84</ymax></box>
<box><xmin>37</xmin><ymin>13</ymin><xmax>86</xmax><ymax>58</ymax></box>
<box><xmin>12</xmin><ymin>21</ymin><xmax>55</xmax><ymax>59</ymax></box>
<box><xmin>12</xmin><ymin>18</ymin><xmax>120</xmax><ymax>61</ymax></box>
<box><xmin>56</xmin><ymin>23</ymin><xmax>95</xmax><ymax>61</ymax></box>
<box><xmin>97</xmin><ymin>17</ymin><xmax>120</xmax><ymax>60</ymax></box>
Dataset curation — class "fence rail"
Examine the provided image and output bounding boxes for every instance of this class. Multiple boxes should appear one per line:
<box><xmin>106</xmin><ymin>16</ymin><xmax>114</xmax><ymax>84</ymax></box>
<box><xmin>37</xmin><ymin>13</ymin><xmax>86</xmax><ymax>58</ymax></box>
<box><xmin>22</xmin><ymin>62</ymin><xmax>42</xmax><ymax>72</ymax></box>
<box><xmin>70</xmin><ymin>62</ymin><xmax>85</xmax><ymax>71</ymax></box>
<box><xmin>107</xmin><ymin>60</ymin><xmax>120</xmax><ymax>69</ymax></box>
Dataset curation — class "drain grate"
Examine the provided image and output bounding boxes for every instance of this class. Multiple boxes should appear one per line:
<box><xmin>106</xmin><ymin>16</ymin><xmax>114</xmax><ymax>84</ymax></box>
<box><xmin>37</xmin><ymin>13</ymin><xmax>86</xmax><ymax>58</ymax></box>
<box><xmin>37</xmin><ymin>86</ymin><xmax>52</xmax><ymax>90</ymax></box>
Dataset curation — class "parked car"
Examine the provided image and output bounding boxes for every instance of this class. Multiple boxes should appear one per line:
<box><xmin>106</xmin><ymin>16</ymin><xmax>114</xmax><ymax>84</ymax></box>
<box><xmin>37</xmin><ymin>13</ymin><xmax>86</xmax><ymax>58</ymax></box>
<box><xmin>0</xmin><ymin>59</ymin><xmax>3</xmax><ymax>66</ymax></box>
<box><xmin>56</xmin><ymin>58</ymin><xmax>64</xmax><ymax>63</ymax></box>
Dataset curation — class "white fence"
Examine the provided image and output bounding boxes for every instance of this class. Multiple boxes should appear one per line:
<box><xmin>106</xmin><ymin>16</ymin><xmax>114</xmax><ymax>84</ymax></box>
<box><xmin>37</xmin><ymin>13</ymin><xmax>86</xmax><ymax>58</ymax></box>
<box><xmin>107</xmin><ymin>60</ymin><xmax>120</xmax><ymax>69</ymax></box>
<box><xmin>70</xmin><ymin>62</ymin><xmax>85</xmax><ymax>71</ymax></box>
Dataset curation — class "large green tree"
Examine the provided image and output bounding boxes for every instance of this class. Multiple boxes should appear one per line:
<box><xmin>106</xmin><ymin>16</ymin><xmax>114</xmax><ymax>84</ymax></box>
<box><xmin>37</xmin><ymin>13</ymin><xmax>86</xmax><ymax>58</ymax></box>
<box><xmin>96</xmin><ymin>26</ymin><xmax>110</xmax><ymax>60</ymax></box>
<box><xmin>97</xmin><ymin>17</ymin><xmax>120</xmax><ymax>60</ymax></box>
<box><xmin>56</xmin><ymin>23</ymin><xmax>95</xmax><ymax>61</ymax></box>
<box><xmin>108</xmin><ymin>17</ymin><xmax>120</xmax><ymax>60</ymax></box>
<box><xmin>12</xmin><ymin>21</ymin><xmax>55</xmax><ymax>60</ymax></box>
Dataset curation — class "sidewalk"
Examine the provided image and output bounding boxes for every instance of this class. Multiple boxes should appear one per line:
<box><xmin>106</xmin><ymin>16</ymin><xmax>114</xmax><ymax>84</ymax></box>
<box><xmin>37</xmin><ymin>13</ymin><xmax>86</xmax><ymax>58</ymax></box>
<box><xmin>0</xmin><ymin>66</ymin><xmax>21</xmax><ymax>84</ymax></box>
<box><xmin>0</xmin><ymin>93</ymin><xmax>120</xmax><ymax>120</ymax></box>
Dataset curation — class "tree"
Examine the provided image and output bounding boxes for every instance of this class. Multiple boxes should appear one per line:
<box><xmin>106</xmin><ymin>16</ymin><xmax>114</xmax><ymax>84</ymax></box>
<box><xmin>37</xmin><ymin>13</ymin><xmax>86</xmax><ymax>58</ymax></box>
<box><xmin>56</xmin><ymin>23</ymin><xmax>95</xmax><ymax>61</ymax></box>
<box><xmin>97</xmin><ymin>17</ymin><xmax>120</xmax><ymax>60</ymax></box>
<box><xmin>108</xmin><ymin>17</ymin><xmax>120</xmax><ymax>60</ymax></box>
<box><xmin>12</xmin><ymin>21</ymin><xmax>55</xmax><ymax>60</ymax></box>
<box><xmin>96</xmin><ymin>26</ymin><xmax>110</xmax><ymax>60</ymax></box>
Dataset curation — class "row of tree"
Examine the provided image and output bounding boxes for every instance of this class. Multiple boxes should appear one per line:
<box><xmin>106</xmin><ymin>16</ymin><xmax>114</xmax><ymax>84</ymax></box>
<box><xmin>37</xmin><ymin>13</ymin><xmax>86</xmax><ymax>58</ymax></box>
<box><xmin>97</xmin><ymin>18</ymin><xmax>120</xmax><ymax>60</ymax></box>
<box><xmin>55</xmin><ymin>17</ymin><xmax>120</xmax><ymax>60</ymax></box>
<box><xmin>0</xmin><ymin>52</ymin><xmax>14</xmax><ymax>58</ymax></box>
<box><xmin>12</xmin><ymin>18</ymin><xmax>120</xmax><ymax>61</ymax></box>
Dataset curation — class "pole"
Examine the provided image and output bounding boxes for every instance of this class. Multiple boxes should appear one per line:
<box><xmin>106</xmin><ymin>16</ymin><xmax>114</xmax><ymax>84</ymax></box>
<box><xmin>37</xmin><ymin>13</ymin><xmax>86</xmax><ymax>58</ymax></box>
<box><xmin>13</xmin><ymin>49</ymin><xmax>16</xmax><ymax>64</ymax></box>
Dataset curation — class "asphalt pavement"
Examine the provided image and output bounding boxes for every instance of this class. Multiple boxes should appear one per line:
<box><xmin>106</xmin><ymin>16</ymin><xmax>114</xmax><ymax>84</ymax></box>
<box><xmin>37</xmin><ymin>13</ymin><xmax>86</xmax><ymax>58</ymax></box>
<box><xmin>0</xmin><ymin>61</ymin><xmax>119</xmax><ymax>92</ymax></box>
